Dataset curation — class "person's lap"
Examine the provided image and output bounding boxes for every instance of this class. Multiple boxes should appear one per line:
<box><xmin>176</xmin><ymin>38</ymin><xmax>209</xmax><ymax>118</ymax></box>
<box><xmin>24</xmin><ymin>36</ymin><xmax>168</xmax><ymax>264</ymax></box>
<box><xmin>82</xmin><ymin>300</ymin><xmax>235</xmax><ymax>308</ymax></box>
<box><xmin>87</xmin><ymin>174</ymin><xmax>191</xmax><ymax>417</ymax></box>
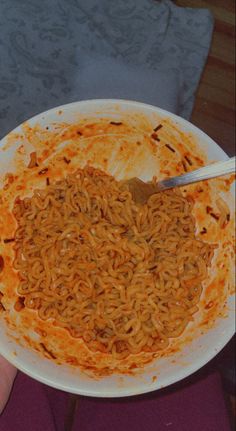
<box><xmin>0</xmin><ymin>370</ymin><xmax>231</xmax><ymax>431</ymax></box>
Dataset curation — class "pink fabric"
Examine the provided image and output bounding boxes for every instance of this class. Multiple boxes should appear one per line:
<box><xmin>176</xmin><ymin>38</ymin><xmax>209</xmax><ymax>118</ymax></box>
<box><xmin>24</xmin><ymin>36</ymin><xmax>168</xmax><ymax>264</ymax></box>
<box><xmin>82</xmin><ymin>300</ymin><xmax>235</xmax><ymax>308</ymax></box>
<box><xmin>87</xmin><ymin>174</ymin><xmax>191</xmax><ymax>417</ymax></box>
<box><xmin>0</xmin><ymin>371</ymin><xmax>231</xmax><ymax>431</ymax></box>
<box><xmin>0</xmin><ymin>373</ymin><xmax>68</xmax><ymax>431</ymax></box>
<box><xmin>0</xmin><ymin>357</ymin><xmax>17</xmax><ymax>415</ymax></box>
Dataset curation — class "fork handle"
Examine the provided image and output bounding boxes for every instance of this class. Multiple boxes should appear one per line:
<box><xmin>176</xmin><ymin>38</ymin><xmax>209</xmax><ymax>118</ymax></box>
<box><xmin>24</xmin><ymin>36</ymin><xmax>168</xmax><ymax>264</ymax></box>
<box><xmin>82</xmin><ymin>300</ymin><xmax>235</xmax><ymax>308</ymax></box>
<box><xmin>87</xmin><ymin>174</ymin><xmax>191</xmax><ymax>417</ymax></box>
<box><xmin>157</xmin><ymin>157</ymin><xmax>236</xmax><ymax>191</ymax></box>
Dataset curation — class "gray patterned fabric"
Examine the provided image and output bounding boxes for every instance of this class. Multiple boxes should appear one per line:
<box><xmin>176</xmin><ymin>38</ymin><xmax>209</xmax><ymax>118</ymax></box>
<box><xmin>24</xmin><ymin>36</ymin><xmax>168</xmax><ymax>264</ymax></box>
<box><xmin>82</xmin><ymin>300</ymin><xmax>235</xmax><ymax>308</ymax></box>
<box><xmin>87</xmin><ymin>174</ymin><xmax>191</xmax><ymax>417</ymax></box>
<box><xmin>0</xmin><ymin>0</ymin><xmax>213</xmax><ymax>139</ymax></box>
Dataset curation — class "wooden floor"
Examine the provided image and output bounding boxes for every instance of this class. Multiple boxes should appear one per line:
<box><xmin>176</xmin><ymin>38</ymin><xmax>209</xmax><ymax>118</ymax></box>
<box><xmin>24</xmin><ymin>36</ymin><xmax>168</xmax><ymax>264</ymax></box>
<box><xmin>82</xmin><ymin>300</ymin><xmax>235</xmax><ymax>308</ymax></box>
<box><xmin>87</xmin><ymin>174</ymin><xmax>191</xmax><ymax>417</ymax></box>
<box><xmin>175</xmin><ymin>0</ymin><xmax>235</xmax><ymax>156</ymax></box>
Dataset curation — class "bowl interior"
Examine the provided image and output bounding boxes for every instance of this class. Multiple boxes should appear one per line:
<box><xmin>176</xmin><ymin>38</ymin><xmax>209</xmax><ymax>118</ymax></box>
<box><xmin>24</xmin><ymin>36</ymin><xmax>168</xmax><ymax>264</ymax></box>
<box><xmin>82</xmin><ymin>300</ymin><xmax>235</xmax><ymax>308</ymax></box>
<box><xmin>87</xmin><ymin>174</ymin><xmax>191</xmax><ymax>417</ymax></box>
<box><xmin>0</xmin><ymin>99</ymin><xmax>234</xmax><ymax>397</ymax></box>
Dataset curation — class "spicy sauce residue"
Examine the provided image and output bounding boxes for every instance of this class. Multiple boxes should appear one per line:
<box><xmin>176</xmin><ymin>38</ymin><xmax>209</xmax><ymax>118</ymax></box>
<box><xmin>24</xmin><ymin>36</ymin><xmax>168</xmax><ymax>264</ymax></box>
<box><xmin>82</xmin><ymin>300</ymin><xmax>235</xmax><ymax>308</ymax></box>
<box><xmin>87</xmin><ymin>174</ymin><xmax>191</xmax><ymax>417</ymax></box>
<box><xmin>0</xmin><ymin>113</ymin><xmax>235</xmax><ymax>377</ymax></box>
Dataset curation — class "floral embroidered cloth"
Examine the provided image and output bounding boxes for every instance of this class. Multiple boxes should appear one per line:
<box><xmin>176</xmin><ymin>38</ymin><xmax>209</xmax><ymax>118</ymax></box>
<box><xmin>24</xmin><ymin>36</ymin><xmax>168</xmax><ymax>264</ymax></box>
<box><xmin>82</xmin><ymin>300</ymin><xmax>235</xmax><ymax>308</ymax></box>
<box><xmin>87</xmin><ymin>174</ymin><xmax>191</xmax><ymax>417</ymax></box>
<box><xmin>0</xmin><ymin>0</ymin><xmax>213</xmax><ymax>139</ymax></box>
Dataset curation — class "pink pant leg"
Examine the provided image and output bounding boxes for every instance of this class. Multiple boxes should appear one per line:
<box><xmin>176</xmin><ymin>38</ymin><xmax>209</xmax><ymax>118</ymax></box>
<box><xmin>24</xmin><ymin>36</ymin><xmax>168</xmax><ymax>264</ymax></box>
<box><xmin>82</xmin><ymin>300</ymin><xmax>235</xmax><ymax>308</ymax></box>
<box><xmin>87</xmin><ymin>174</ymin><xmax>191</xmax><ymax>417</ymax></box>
<box><xmin>72</xmin><ymin>372</ymin><xmax>231</xmax><ymax>431</ymax></box>
<box><xmin>0</xmin><ymin>371</ymin><xmax>231</xmax><ymax>431</ymax></box>
<box><xmin>0</xmin><ymin>372</ymin><xmax>69</xmax><ymax>431</ymax></box>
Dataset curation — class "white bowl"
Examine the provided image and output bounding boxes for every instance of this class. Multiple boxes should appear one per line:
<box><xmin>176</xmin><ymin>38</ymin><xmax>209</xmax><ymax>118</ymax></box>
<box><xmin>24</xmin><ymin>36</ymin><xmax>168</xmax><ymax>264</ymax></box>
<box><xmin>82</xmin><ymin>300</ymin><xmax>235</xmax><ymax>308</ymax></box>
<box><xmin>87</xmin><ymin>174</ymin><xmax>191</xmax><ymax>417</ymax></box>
<box><xmin>0</xmin><ymin>99</ymin><xmax>235</xmax><ymax>397</ymax></box>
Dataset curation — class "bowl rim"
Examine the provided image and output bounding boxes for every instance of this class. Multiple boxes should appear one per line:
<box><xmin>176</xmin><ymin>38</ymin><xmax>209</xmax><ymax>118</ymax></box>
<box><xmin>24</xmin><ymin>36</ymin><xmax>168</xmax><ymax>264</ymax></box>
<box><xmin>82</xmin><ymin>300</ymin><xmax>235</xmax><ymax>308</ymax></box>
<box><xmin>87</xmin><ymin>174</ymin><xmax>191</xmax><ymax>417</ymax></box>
<box><xmin>0</xmin><ymin>99</ymin><xmax>231</xmax><ymax>161</ymax></box>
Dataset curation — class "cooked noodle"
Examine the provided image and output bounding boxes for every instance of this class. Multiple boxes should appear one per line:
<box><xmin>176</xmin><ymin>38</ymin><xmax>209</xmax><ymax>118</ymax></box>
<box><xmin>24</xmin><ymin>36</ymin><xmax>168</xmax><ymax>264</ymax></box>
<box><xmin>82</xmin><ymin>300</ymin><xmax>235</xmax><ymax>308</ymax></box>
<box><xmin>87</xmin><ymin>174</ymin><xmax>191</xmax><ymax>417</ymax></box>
<box><xmin>13</xmin><ymin>167</ymin><xmax>215</xmax><ymax>359</ymax></box>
